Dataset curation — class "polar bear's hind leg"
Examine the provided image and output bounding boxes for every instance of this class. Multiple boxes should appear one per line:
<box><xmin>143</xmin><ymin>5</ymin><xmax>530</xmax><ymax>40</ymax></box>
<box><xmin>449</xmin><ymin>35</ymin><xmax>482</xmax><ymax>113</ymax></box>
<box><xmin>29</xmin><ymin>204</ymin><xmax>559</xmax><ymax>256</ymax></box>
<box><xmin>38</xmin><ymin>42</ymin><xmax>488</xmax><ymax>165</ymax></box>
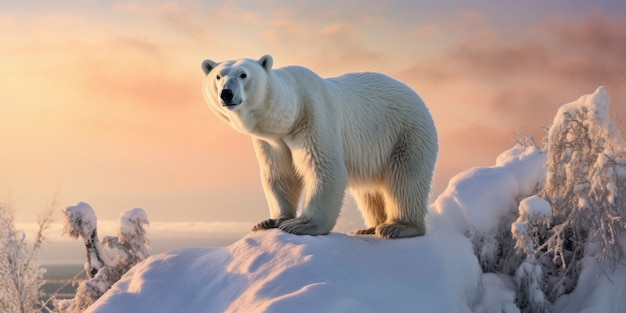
<box><xmin>353</xmin><ymin>191</ymin><xmax>386</xmax><ymax>235</ymax></box>
<box><xmin>376</xmin><ymin>132</ymin><xmax>433</xmax><ymax>239</ymax></box>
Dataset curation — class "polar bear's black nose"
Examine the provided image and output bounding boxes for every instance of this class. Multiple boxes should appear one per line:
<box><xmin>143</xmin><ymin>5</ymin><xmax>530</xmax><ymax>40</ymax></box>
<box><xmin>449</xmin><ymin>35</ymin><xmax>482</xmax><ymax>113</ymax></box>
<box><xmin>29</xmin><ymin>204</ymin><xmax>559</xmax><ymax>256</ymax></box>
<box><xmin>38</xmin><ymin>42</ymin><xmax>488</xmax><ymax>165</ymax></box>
<box><xmin>220</xmin><ymin>89</ymin><xmax>234</xmax><ymax>103</ymax></box>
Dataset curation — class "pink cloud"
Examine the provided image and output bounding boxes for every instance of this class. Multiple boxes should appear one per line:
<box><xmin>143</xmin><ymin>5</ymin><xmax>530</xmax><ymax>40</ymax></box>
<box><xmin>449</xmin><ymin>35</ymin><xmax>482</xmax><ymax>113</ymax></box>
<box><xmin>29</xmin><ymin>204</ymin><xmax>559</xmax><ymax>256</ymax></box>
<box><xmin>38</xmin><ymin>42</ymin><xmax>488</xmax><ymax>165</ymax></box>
<box><xmin>412</xmin><ymin>24</ymin><xmax>440</xmax><ymax>38</ymax></box>
<box><xmin>395</xmin><ymin>12</ymin><xmax>626</xmax><ymax>196</ymax></box>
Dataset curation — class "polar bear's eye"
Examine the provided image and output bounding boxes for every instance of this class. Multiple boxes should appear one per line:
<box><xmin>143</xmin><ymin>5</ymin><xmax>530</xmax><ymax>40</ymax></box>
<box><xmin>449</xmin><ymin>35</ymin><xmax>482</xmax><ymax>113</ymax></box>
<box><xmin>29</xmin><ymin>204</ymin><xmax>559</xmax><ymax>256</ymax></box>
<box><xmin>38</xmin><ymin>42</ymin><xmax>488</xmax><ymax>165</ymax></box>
<box><xmin>240</xmin><ymin>73</ymin><xmax>247</xmax><ymax>79</ymax></box>
<box><xmin>216</xmin><ymin>75</ymin><xmax>221</xmax><ymax>80</ymax></box>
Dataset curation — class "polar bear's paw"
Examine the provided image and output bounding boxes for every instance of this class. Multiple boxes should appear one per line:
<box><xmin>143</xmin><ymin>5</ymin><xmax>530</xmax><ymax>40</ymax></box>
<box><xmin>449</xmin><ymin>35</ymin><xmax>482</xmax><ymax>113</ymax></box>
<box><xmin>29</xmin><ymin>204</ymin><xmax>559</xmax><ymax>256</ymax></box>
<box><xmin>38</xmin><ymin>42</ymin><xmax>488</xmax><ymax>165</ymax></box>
<box><xmin>376</xmin><ymin>222</ymin><xmax>425</xmax><ymax>239</ymax></box>
<box><xmin>278</xmin><ymin>217</ymin><xmax>330</xmax><ymax>236</ymax></box>
<box><xmin>252</xmin><ymin>218</ymin><xmax>289</xmax><ymax>231</ymax></box>
<box><xmin>353</xmin><ymin>227</ymin><xmax>376</xmax><ymax>235</ymax></box>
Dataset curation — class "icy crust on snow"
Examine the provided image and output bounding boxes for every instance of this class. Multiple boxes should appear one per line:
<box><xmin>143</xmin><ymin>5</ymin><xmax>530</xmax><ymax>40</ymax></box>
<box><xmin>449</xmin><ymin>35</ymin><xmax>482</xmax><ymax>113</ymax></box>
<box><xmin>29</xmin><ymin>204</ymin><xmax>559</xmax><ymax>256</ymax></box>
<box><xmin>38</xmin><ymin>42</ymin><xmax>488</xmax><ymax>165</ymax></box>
<box><xmin>432</xmin><ymin>145</ymin><xmax>546</xmax><ymax>235</ymax></box>
<box><xmin>87</xmin><ymin>229</ymin><xmax>482</xmax><ymax>313</ymax></box>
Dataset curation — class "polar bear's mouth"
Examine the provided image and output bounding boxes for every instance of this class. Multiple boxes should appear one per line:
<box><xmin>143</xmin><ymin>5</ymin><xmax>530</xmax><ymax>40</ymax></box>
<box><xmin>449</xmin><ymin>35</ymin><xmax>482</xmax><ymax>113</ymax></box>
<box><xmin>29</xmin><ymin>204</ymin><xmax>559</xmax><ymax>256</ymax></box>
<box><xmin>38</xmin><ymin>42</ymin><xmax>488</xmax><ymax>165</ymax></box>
<box><xmin>222</xmin><ymin>102</ymin><xmax>241</xmax><ymax>108</ymax></box>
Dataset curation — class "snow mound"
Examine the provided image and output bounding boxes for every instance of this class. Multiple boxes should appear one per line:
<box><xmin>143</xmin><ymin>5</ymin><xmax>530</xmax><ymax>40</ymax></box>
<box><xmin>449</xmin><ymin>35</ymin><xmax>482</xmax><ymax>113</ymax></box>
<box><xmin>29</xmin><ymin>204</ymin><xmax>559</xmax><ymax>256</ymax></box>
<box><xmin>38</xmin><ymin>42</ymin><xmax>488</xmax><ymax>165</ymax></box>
<box><xmin>87</xmin><ymin>229</ymin><xmax>482</xmax><ymax>313</ymax></box>
<box><xmin>432</xmin><ymin>145</ymin><xmax>546</xmax><ymax>235</ymax></box>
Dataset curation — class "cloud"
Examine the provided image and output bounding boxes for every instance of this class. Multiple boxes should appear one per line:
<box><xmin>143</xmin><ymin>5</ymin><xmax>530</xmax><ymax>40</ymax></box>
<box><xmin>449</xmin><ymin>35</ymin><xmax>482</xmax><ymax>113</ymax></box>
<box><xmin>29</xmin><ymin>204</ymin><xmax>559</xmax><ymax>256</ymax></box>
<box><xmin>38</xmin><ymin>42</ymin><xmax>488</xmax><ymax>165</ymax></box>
<box><xmin>114</xmin><ymin>1</ymin><xmax>181</xmax><ymax>16</ymax></box>
<box><xmin>261</xmin><ymin>11</ymin><xmax>307</xmax><ymax>42</ymax></box>
<box><xmin>412</xmin><ymin>24</ymin><xmax>440</xmax><ymax>38</ymax></box>
<box><xmin>456</xmin><ymin>10</ymin><xmax>488</xmax><ymax>27</ymax></box>
<box><xmin>312</xmin><ymin>22</ymin><xmax>384</xmax><ymax>71</ymax></box>
<box><xmin>397</xmin><ymin>11</ymin><xmax>626</xmax><ymax>196</ymax></box>
<box><xmin>542</xmin><ymin>13</ymin><xmax>626</xmax><ymax>58</ymax></box>
<box><xmin>450</xmin><ymin>33</ymin><xmax>550</xmax><ymax>78</ymax></box>
<box><xmin>400</xmin><ymin>12</ymin><xmax>626</xmax><ymax>128</ymax></box>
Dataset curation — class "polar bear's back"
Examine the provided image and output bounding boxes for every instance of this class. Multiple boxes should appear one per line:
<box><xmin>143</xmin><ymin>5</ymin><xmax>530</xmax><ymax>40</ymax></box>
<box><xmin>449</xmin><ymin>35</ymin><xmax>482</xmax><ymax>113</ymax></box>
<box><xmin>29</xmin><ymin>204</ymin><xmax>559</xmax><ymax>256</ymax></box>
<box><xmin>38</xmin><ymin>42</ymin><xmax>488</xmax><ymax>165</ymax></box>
<box><xmin>327</xmin><ymin>72</ymin><xmax>430</xmax><ymax>122</ymax></box>
<box><xmin>275</xmin><ymin>66</ymin><xmax>436</xmax><ymax>183</ymax></box>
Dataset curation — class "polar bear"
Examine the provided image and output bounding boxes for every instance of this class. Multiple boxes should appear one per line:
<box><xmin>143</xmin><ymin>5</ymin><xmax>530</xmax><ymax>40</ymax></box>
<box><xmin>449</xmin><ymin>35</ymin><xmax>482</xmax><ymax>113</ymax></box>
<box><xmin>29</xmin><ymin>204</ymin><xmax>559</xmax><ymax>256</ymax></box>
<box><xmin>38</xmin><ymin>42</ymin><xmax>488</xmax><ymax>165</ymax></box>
<box><xmin>201</xmin><ymin>55</ymin><xmax>438</xmax><ymax>238</ymax></box>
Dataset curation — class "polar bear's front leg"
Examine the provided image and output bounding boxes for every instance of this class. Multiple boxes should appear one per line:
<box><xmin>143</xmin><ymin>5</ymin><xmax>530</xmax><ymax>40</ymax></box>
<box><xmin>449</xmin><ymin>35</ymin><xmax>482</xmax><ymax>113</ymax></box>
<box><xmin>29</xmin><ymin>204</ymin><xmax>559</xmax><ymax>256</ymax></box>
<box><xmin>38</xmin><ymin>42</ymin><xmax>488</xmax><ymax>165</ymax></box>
<box><xmin>278</xmin><ymin>141</ymin><xmax>347</xmax><ymax>235</ymax></box>
<box><xmin>251</xmin><ymin>139</ymin><xmax>302</xmax><ymax>232</ymax></box>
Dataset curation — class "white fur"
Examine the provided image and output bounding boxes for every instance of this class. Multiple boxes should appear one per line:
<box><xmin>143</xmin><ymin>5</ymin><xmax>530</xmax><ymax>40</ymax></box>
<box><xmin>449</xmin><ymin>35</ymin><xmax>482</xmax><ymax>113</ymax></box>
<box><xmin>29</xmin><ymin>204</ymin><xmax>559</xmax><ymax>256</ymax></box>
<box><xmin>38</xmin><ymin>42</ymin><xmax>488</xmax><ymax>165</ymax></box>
<box><xmin>202</xmin><ymin>55</ymin><xmax>438</xmax><ymax>238</ymax></box>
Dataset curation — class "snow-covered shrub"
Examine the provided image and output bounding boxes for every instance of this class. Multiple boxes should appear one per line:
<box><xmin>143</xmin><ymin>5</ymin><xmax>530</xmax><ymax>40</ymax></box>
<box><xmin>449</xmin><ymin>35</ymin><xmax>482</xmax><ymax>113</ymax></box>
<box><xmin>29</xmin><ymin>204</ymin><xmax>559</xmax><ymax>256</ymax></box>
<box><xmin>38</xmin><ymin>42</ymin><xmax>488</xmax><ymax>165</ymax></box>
<box><xmin>512</xmin><ymin>196</ymin><xmax>551</xmax><ymax>312</ymax></box>
<box><xmin>538</xmin><ymin>86</ymin><xmax>626</xmax><ymax>300</ymax></box>
<box><xmin>57</xmin><ymin>204</ymin><xmax>150</xmax><ymax>313</ymax></box>
<box><xmin>102</xmin><ymin>208</ymin><xmax>151</xmax><ymax>267</ymax></box>
<box><xmin>62</xmin><ymin>202</ymin><xmax>104</xmax><ymax>278</ymax></box>
<box><xmin>466</xmin><ymin>87</ymin><xmax>626</xmax><ymax>312</ymax></box>
<box><xmin>471</xmin><ymin>205</ymin><xmax>522</xmax><ymax>275</ymax></box>
<box><xmin>466</xmin><ymin>143</ymin><xmax>547</xmax><ymax>276</ymax></box>
<box><xmin>0</xmin><ymin>204</ymin><xmax>52</xmax><ymax>313</ymax></box>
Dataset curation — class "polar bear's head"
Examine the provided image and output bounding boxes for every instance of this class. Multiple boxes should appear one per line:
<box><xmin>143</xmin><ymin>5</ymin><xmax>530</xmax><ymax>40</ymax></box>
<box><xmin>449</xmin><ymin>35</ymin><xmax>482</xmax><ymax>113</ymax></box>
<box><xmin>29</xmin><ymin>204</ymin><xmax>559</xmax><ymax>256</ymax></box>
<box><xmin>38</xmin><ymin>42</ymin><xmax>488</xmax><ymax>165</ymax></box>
<box><xmin>201</xmin><ymin>55</ymin><xmax>273</xmax><ymax>114</ymax></box>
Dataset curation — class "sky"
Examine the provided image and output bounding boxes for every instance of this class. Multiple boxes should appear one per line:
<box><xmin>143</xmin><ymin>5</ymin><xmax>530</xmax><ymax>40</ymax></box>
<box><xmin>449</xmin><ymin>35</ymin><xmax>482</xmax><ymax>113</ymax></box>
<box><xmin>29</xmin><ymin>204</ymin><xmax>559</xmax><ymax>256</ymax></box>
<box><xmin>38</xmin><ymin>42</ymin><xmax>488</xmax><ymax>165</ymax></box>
<box><xmin>2</xmin><ymin>0</ymin><xmax>626</xmax><ymax>262</ymax></box>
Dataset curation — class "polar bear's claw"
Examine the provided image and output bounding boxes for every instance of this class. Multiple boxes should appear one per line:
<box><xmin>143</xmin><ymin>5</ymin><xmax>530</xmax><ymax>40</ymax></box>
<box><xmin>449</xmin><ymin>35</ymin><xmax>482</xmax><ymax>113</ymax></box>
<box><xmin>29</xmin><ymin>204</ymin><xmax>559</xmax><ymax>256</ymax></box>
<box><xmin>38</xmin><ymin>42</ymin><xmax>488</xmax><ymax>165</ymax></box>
<box><xmin>376</xmin><ymin>223</ymin><xmax>425</xmax><ymax>239</ymax></box>
<box><xmin>252</xmin><ymin>218</ymin><xmax>284</xmax><ymax>231</ymax></box>
<box><xmin>278</xmin><ymin>218</ymin><xmax>329</xmax><ymax>236</ymax></box>
<box><xmin>353</xmin><ymin>227</ymin><xmax>376</xmax><ymax>235</ymax></box>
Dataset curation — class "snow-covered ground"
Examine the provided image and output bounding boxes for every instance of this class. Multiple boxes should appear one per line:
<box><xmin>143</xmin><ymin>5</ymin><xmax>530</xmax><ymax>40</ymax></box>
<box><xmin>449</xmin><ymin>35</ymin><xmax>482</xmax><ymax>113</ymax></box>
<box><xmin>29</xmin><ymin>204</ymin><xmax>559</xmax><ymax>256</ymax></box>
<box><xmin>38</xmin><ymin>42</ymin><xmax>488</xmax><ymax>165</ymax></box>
<box><xmin>88</xmin><ymin>229</ymin><xmax>481</xmax><ymax>313</ymax></box>
<box><xmin>86</xmin><ymin>87</ymin><xmax>626</xmax><ymax>313</ymax></box>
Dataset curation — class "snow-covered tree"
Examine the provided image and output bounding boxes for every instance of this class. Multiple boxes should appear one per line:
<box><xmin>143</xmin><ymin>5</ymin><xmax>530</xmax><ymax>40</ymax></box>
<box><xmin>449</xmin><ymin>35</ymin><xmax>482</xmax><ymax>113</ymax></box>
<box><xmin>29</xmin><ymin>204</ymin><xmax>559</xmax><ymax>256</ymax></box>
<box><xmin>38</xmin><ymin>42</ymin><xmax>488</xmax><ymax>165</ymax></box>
<box><xmin>538</xmin><ymin>86</ymin><xmax>626</xmax><ymax>300</ymax></box>
<box><xmin>57</xmin><ymin>205</ymin><xmax>150</xmax><ymax>313</ymax></box>
<box><xmin>475</xmin><ymin>87</ymin><xmax>626</xmax><ymax>312</ymax></box>
<box><xmin>0</xmin><ymin>204</ymin><xmax>52</xmax><ymax>313</ymax></box>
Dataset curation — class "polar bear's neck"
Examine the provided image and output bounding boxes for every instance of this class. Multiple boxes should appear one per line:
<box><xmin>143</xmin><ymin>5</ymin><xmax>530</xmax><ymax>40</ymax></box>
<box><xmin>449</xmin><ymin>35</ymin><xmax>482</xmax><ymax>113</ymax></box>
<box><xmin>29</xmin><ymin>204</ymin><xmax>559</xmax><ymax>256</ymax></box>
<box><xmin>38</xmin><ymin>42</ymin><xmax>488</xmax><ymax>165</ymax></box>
<box><xmin>249</xmin><ymin>70</ymin><xmax>301</xmax><ymax>139</ymax></box>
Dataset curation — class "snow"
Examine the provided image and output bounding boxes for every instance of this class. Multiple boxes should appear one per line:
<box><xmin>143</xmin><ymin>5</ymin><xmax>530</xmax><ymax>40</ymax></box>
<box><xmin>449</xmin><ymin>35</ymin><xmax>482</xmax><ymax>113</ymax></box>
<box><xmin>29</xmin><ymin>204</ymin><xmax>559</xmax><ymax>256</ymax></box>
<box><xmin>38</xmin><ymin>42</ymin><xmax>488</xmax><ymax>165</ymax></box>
<box><xmin>552</xmin><ymin>241</ymin><xmax>626</xmax><ymax>313</ymax></box>
<box><xmin>87</xmin><ymin>228</ymin><xmax>482</xmax><ymax>313</ymax></box>
<box><xmin>63</xmin><ymin>201</ymin><xmax>98</xmax><ymax>238</ymax></box>
<box><xmin>517</xmin><ymin>196</ymin><xmax>551</xmax><ymax>225</ymax></box>
<box><xmin>474</xmin><ymin>274</ymin><xmax>519</xmax><ymax>313</ymax></box>
<box><xmin>549</xmin><ymin>86</ymin><xmax>624</xmax><ymax>153</ymax></box>
<box><xmin>431</xmin><ymin>145</ymin><xmax>546</xmax><ymax>235</ymax></box>
<box><xmin>118</xmin><ymin>208</ymin><xmax>149</xmax><ymax>243</ymax></box>
<box><xmin>84</xmin><ymin>87</ymin><xmax>626</xmax><ymax>313</ymax></box>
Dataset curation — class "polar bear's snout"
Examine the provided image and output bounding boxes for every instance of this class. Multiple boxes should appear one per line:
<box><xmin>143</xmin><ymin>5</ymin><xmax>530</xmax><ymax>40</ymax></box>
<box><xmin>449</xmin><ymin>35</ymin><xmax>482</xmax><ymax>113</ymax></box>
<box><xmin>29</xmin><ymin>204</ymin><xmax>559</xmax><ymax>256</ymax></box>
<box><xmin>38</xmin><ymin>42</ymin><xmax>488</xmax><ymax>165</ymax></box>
<box><xmin>220</xmin><ymin>89</ymin><xmax>235</xmax><ymax>104</ymax></box>
<box><xmin>219</xmin><ymin>88</ymin><xmax>242</xmax><ymax>107</ymax></box>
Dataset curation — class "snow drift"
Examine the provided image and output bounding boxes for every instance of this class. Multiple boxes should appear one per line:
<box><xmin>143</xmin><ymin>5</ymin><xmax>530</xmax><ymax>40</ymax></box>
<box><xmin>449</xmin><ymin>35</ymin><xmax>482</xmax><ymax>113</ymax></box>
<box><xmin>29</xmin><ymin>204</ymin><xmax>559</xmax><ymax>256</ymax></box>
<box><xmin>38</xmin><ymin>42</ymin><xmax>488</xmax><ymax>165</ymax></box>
<box><xmin>86</xmin><ymin>87</ymin><xmax>626</xmax><ymax>313</ymax></box>
<box><xmin>87</xmin><ymin>228</ymin><xmax>481</xmax><ymax>313</ymax></box>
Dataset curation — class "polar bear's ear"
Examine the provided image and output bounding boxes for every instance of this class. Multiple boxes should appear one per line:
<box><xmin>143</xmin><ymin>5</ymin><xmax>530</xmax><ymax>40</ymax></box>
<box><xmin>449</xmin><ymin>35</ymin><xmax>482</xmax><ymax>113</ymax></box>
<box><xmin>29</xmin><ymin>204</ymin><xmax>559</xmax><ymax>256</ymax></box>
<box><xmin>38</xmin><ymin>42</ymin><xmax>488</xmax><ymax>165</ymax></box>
<box><xmin>201</xmin><ymin>59</ymin><xmax>218</xmax><ymax>75</ymax></box>
<box><xmin>258</xmin><ymin>55</ymin><xmax>273</xmax><ymax>72</ymax></box>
